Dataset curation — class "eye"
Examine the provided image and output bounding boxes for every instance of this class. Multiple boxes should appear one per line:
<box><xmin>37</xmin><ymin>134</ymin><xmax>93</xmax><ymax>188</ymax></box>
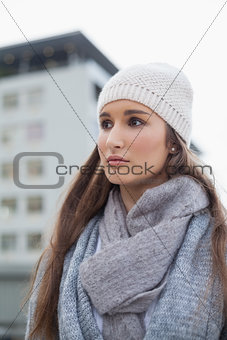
<box><xmin>100</xmin><ymin>120</ymin><xmax>112</xmax><ymax>129</ymax></box>
<box><xmin>99</xmin><ymin>117</ymin><xmax>145</xmax><ymax>130</ymax></box>
<box><xmin>129</xmin><ymin>117</ymin><xmax>144</xmax><ymax>126</ymax></box>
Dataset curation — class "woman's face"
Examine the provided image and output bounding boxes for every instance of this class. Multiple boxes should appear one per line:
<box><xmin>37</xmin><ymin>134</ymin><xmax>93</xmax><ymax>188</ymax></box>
<box><xmin>97</xmin><ymin>99</ymin><xmax>171</xmax><ymax>188</ymax></box>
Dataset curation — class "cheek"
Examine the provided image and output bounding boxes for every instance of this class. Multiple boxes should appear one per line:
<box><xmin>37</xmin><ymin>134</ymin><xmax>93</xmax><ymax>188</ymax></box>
<box><xmin>134</xmin><ymin>132</ymin><xmax>165</xmax><ymax>155</ymax></box>
<box><xmin>97</xmin><ymin>134</ymin><xmax>107</xmax><ymax>157</ymax></box>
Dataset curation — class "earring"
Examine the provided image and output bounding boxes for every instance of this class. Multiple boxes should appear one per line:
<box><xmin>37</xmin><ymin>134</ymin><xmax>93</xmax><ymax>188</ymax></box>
<box><xmin>171</xmin><ymin>147</ymin><xmax>175</xmax><ymax>152</ymax></box>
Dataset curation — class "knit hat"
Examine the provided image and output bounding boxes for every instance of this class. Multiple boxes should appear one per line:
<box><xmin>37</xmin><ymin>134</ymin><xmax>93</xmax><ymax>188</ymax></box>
<box><xmin>97</xmin><ymin>63</ymin><xmax>193</xmax><ymax>147</ymax></box>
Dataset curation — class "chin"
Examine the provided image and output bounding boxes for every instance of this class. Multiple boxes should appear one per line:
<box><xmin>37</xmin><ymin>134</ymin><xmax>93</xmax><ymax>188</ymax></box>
<box><xmin>104</xmin><ymin>173</ymin><xmax>154</xmax><ymax>187</ymax></box>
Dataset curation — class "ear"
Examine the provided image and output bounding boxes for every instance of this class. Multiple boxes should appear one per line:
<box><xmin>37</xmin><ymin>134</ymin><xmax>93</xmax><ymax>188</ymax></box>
<box><xmin>168</xmin><ymin>143</ymin><xmax>177</xmax><ymax>154</ymax></box>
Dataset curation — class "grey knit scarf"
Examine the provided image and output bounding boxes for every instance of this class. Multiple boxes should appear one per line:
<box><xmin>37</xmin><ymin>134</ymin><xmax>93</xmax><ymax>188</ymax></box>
<box><xmin>78</xmin><ymin>175</ymin><xmax>209</xmax><ymax>340</ymax></box>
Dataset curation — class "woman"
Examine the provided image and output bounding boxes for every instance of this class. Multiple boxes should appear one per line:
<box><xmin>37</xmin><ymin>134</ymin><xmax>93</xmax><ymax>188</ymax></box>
<box><xmin>25</xmin><ymin>63</ymin><xmax>227</xmax><ymax>339</ymax></box>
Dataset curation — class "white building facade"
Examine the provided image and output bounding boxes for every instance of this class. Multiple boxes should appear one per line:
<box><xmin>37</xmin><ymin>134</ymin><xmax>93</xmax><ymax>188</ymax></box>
<box><xmin>0</xmin><ymin>31</ymin><xmax>118</xmax><ymax>339</ymax></box>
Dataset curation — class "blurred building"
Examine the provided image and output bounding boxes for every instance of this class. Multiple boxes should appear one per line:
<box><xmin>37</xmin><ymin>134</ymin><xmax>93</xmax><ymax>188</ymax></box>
<box><xmin>0</xmin><ymin>31</ymin><xmax>118</xmax><ymax>339</ymax></box>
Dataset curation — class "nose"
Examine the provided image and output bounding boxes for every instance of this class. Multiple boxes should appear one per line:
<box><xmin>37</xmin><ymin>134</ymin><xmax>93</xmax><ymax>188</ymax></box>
<box><xmin>106</xmin><ymin>124</ymin><xmax>125</xmax><ymax>149</ymax></box>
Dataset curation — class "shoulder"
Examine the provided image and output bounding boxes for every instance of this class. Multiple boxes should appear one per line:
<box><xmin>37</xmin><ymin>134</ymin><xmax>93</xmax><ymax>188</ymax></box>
<box><xmin>174</xmin><ymin>208</ymin><xmax>214</xmax><ymax>278</ymax></box>
<box><xmin>31</xmin><ymin>248</ymin><xmax>52</xmax><ymax>297</ymax></box>
<box><xmin>220</xmin><ymin>322</ymin><xmax>227</xmax><ymax>339</ymax></box>
<box><xmin>25</xmin><ymin>248</ymin><xmax>52</xmax><ymax>339</ymax></box>
<box><xmin>185</xmin><ymin>207</ymin><xmax>213</xmax><ymax>242</ymax></box>
<box><xmin>146</xmin><ymin>207</ymin><xmax>224</xmax><ymax>338</ymax></box>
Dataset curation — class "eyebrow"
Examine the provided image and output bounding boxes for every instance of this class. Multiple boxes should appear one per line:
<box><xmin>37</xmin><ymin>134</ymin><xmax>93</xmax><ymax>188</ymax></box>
<box><xmin>99</xmin><ymin>109</ymin><xmax>152</xmax><ymax>119</ymax></box>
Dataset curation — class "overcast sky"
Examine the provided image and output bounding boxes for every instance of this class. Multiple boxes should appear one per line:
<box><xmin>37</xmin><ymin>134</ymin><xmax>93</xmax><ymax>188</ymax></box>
<box><xmin>0</xmin><ymin>0</ymin><xmax>227</xmax><ymax>205</ymax></box>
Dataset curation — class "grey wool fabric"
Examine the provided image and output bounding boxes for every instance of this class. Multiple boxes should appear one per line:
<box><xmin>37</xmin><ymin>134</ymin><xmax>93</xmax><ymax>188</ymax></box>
<box><xmin>79</xmin><ymin>175</ymin><xmax>209</xmax><ymax>340</ymax></box>
<box><xmin>25</xmin><ymin>175</ymin><xmax>227</xmax><ymax>339</ymax></box>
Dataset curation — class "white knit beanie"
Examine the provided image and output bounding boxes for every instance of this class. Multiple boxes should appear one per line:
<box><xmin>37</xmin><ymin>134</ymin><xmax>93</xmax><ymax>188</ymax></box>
<box><xmin>97</xmin><ymin>62</ymin><xmax>193</xmax><ymax>147</ymax></box>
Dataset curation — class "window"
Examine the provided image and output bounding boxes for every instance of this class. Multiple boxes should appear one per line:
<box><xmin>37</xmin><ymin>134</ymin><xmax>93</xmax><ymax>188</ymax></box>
<box><xmin>64</xmin><ymin>42</ymin><xmax>76</xmax><ymax>54</ymax></box>
<box><xmin>27</xmin><ymin>196</ymin><xmax>43</xmax><ymax>214</ymax></box>
<box><xmin>27</xmin><ymin>88</ymin><xmax>43</xmax><ymax>107</ymax></box>
<box><xmin>0</xmin><ymin>55</ymin><xmax>20</xmax><ymax>78</ymax></box>
<box><xmin>1</xmin><ymin>162</ymin><xmax>13</xmax><ymax>179</ymax></box>
<box><xmin>45</xmin><ymin>59</ymin><xmax>58</xmax><ymax>68</ymax></box>
<box><xmin>1</xmin><ymin>127</ymin><xmax>13</xmax><ymax>145</ymax></box>
<box><xmin>3</xmin><ymin>93</ymin><xmax>18</xmax><ymax>109</ymax></box>
<box><xmin>29</xmin><ymin>49</ymin><xmax>68</xmax><ymax>73</ymax></box>
<box><xmin>94</xmin><ymin>84</ymin><xmax>102</xmax><ymax>101</ymax></box>
<box><xmin>1</xmin><ymin>198</ymin><xmax>17</xmax><ymax>216</ymax></box>
<box><xmin>1</xmin><ymin>234</ymin><xmax>16</xmax><ymax>251</ymax></box>
<box><xmin>26</xmin><ymin>122</ymin><xmax>44</xmax><ymax>141</ymax></box>
<box><xmin>27</xmin><ymin>232</ymin><xmax>42</xmax><ymax>250</ymax></box>
<box><xmin>27</xmin><ymin>159</ymin><xmax>43</xmax><ymax>177</ymax></box>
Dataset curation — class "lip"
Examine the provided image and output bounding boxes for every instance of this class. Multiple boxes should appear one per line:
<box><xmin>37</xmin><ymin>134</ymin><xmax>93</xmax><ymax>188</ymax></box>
<box><xmin>108</xmin><ymin>160</ymin><xmax>129</xmax><ymax>166</ymax></box>
<box><xmin>107</xmin><ymin>155</ymin><xmax>129</xmax><ymax>162</ymax></box>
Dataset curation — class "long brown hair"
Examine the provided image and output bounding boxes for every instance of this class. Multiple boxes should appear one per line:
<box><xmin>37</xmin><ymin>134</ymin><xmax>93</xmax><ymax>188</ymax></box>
<box><xmin>25</xmin><ymin>124</ymin><xmax>227</xmax><ymax>339</ymax></box>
